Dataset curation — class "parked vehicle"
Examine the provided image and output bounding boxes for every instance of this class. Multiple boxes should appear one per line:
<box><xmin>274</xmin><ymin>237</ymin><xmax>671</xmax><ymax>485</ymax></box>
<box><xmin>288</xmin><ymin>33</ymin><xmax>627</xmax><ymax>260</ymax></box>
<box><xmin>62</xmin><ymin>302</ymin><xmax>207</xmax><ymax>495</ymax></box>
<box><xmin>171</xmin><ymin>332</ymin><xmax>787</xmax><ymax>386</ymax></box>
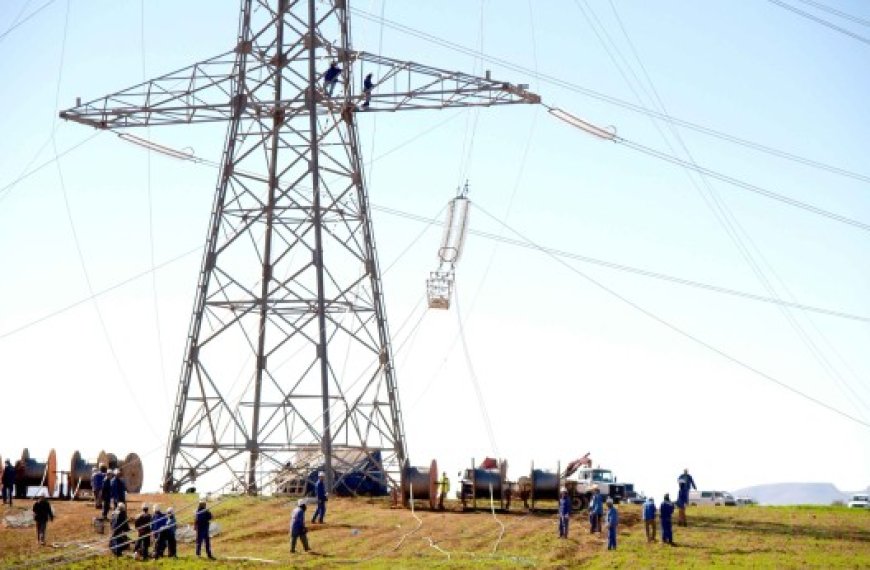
<box><xmin>736</xmin><ymin>496</ymin><xmax>756</xmax><ymax>506</ymax></box>
<box><xmin>847</xmin><ymin>494</ymin><xmax>869</xmax><ymax>509</ymax></box>
<box><xmin>565</xmin><ymin>467</ymin><xmax>628</xmax><ymax>507</ymax></box>
<box><xmin>689</xmin><ymin>490</ymin><xmax>737</xmax><ymax>506</ymax></box>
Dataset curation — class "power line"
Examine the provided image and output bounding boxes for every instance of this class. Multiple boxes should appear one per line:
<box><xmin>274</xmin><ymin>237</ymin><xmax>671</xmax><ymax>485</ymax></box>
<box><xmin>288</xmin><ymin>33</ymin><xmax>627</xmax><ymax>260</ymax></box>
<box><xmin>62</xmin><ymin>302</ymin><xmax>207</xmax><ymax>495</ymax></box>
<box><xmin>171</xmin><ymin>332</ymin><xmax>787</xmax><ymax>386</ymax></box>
<box><xmin>793</xmin><ymin>0</ymin><xmax>870</xmax><ymax>27</ymax></box>
<box><xmin>473</xmin><ymin>202</ymin><xmax>870</xmax><ymax>430</ymax></box>
<box><xmin>0</xmin><ymin>0</ymin><xmax>57</xmax><ymax>43</ymax></box>
<box><xmin>350</xmin><ymin>7</ymin><xmax>870</xmax><ymax>185</ymax></box>
<box><xmin>371</xmin><ymin>204</ymin><xmax>870</xmax><ymax>324</ymax></box>
<box><xmin>765</xmin><ymin>0</ymin><xmax>870</xmax><ymax>46</ymax></box>
<box><xmin>615</xmin><ymin>137</ymin><xmax>870</xmax><ymax>234</ymax></box>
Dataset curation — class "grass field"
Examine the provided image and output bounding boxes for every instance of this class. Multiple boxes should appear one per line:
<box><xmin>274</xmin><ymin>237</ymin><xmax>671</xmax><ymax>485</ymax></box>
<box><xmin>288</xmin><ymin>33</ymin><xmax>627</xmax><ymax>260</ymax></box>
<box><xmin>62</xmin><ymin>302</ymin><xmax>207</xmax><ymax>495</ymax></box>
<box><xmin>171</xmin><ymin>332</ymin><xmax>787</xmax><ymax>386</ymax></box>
<box><xmin>2</xmin><ymin>494</ymin><xmax>868</xmax><ymax>568</ymax></box>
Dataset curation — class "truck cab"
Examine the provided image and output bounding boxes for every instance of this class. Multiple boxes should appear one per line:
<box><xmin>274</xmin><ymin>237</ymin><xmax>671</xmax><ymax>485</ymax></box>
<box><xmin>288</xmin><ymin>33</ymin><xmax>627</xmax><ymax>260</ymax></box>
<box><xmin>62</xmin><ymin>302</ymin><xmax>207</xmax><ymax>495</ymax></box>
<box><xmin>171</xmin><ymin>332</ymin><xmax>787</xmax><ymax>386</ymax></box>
<box><xmin>569</xmin><ymin>467</ymin><xmax>626</xmax><ymax>504</ymax></box>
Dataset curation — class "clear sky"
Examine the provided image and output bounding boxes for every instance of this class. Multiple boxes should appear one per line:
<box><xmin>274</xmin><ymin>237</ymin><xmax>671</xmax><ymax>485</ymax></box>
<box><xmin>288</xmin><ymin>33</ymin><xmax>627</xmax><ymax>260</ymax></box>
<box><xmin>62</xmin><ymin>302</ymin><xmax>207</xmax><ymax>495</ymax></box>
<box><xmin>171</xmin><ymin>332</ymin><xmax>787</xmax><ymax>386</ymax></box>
<box><xmin>0</xmin><ymin>0</ymin><xmax>868</xmax><ymax>501</ymax></box>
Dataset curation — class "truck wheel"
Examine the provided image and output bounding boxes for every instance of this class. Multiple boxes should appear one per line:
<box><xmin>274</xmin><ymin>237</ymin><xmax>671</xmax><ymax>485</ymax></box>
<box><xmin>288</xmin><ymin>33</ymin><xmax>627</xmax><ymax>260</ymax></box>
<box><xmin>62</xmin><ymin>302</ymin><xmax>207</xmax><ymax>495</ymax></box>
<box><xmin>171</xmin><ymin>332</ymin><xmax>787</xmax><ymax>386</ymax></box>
<box><xmin>571</xmin><ymin>495</ymin><xmax>588</xmax><ymax>510</ymax></box>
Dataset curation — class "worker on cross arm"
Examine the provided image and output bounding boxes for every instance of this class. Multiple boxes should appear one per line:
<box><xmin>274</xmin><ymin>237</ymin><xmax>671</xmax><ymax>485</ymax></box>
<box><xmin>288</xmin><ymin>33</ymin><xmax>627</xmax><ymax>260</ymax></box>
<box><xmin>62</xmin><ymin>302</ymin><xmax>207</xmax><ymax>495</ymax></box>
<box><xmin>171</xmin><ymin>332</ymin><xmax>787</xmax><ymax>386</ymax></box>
<box><xmin>438</xmin><ymin>471</ymin><xmax>450</xmax><ymax>510</ymax></box>
<box><xmin>676</xmin><ymin>468</ymin><xmax>696</xmax><ymax>527</ymax></box>
<box><xmin>323</xmin><ymin>61</ymin><xmax>342</xmax><ymax>96</ymax></box>
<box><xmin>362</xmin><ymin>73</ymin><xmax>374</xmax><ymax>108</ymax></box>
<box><xmin>312</xmin><ymin>472</ymin><xmax>327</xmax><ymax>523</ymax></box>
<box><xmin>558</xmin><ymin>488</ymin><xmax>571</xmax><ymax>538</ymax></box>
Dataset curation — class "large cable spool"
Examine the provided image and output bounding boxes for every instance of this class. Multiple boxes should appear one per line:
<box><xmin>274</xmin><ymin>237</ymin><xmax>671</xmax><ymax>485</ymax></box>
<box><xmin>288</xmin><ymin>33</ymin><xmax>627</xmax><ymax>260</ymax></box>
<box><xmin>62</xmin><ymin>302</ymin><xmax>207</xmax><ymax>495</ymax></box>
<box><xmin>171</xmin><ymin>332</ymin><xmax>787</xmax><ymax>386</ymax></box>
<box><xmin>17</xmin><ymin>448</ymin><xmax>57</xmax><ymax>497</ymax></box>
<box><xmin>98</xmin><ymin>450</ymin><xmax>144</xmax><ymax>493</ymax></box>
<box><xmin>467</xmin><ymin>459</ymin><xmax>509</xmax><ymax>508</ymax></box>
<box><xmin>529</xmin><ymin>461</ymin><xmax>561</xmax><ymax>507</ymax></box>
<box><xmin>69</xmin><ymin>450</ymin><xmax>98</xmax><ymax>492</ymax></box>
<box><xmin>121</xmin><ymin>452</ymin><xmax>144</xmax><ymax>493</ymax></box>
<box><xmin>402</xmin><ymin>459</ymin><xmax>437</xmax><ymax>509</ymax></box>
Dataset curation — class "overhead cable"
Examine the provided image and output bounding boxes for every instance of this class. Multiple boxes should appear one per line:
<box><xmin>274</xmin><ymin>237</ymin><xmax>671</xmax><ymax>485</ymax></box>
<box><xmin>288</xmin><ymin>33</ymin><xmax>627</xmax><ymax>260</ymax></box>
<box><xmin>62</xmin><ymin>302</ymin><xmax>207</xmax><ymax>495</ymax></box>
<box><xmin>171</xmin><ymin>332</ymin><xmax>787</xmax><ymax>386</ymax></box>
<box><xmin>765</xmin><ymin>0</ymin><xmax>870</xmax><ymax>46</ymax></box>
<box><xmin>547</xmin><ymin>106</ymin><xmax>870</xmax><ymax>234</ymax></box>
<box><xmin>792</xmin><ymin>0</ymin><xmax>870</xmax><ymax>27</ymax></box>
<box><xmin>350</xmin><ymin>7</ymin><xmax>870</xmax><ymax>185</ymax></box>
<box><xmin>371</xmin><ymin>203</ymin><xmax>870</xmax><ymax>324</ymax></box>
<box><xmin>473</xmin><ymin>202</ymin><xmax>870</xmax><ymax>430</ymax></box>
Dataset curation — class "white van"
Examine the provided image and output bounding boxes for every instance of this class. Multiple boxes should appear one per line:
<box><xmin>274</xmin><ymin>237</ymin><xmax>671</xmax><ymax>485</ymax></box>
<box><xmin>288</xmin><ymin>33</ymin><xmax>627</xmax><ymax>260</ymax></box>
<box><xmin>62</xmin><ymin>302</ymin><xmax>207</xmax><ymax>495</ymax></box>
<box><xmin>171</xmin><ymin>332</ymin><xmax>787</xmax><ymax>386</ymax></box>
<box><xmin>689</xmin><ymin>490</ymin><xmax>737</xmax><ymax>506</ymax></box>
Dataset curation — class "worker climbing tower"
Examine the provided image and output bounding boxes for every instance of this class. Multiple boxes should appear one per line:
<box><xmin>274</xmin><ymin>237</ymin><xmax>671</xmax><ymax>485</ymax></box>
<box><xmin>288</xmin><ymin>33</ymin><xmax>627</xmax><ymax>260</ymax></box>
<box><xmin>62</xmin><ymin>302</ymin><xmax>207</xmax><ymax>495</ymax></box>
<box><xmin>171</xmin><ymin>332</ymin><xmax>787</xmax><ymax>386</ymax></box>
<box><xmin>60</xmin><ymin>0</ymin><xmax>539</xmax><ymax>493</ymax></box>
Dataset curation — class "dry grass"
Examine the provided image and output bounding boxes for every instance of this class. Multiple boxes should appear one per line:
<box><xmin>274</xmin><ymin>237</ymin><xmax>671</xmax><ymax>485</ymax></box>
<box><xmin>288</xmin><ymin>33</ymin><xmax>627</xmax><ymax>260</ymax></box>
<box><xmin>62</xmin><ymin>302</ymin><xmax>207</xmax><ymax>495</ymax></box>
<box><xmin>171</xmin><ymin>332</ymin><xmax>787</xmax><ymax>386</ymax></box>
<box><xmin>1</xmin><ymin>495</ymin><xmax>868</xmax><ymax>568</ymax></box>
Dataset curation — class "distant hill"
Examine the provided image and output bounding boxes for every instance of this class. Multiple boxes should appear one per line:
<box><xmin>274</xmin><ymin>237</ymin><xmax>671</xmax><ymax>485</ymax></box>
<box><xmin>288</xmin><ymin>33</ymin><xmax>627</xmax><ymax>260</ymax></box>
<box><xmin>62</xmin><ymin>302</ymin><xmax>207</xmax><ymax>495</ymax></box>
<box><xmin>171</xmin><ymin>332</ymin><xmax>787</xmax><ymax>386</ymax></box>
<box><xmin>732</xmin><ymin>482</ymin><xmax>868</xmax><ymax>505</ymax></box>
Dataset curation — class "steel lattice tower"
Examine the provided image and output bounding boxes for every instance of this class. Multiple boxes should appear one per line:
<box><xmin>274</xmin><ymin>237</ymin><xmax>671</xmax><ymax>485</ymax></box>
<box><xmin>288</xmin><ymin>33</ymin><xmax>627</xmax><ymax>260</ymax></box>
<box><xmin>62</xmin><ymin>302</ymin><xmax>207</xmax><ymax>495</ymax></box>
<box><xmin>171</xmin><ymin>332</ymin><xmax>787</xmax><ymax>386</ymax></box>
<box><xmin>61</xmin><ymin>0</ymin><xmax>539</xmax><ymax>493</ymax></box>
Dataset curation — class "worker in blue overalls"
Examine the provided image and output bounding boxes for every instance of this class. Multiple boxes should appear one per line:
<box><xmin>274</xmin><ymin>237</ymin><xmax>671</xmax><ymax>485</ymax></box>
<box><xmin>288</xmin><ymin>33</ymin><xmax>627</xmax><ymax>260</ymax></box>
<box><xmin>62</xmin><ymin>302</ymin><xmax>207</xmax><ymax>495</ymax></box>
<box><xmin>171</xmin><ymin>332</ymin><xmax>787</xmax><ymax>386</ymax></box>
<box><xmin>558</xmin><ymin>488</ymin><xmax>571</xmax><ymax>538</ymax></box>
<box><xmin>660</xmin><ymin>493</ymin><xmax>675</xmax><ymax>545</ymax></box>
<box><xmin>606</xmin><ymin>498</ymin><xmax>619</xmax><ymax>550</ymax></box>
<box><xmin>589</xmin><ymin>487</ymin><xmax>603</xmax><ymax>533</ymax></box>
<box><xmin>677</xmin><ymin>468</ymin><xmax>696</xmax><ymax>527</ymax></box>
<box><xmin>312</xmin><ymin>472</ymin><xmax>328</xmax><ymax>524</ymax></box>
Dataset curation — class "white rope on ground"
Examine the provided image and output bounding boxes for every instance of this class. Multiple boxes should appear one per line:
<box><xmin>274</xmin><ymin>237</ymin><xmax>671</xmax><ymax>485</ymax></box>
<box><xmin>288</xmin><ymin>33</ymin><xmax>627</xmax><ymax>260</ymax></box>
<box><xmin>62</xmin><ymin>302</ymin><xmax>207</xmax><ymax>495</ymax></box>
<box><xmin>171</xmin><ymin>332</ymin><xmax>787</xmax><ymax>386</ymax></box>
<box><xmin>422</xmin><ymin>536</ymin><xmax>451</xmax><ymax>559</ymax></box>
<box><xmin>488</xmin><ymin>483</ymin><xmax>505</xmax><ymax>554</ymax></box>
<box><xmin>392</xmin><ymin>483</ymin><xmax>423</xmax><ymax>551</ymax></box>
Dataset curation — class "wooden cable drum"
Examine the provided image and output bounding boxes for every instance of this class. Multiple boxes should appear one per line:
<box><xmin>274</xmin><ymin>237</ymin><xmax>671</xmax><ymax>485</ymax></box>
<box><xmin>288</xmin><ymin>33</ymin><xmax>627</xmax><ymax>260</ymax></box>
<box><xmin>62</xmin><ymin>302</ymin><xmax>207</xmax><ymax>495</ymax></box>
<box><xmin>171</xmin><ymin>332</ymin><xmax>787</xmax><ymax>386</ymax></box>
<box><xmin>69</xmin><ymin>450</ymin><xmax>98</xmax><ymax>491</ymax></box>
<box><xmin>19</xmin><ymin>448</ymin><xmax>57</xmax><ymax>496</ymax></box>
<box><xmin>98</xmin><ymin>450</ymin><xmax>143</xmax><ymax>493</ymax></box>
<box><xmin>97</xmin><ymin>451</ymin><xmax>119</xmax><ymax>470</ymax></box>
<box><xmin>402</xmin><ymin>459</ymin><xmax>438</xmax><ymax>509</ymax></box>
<box><xmin>121</xmin><ymin>452</ymin><xmax>143</xmax><ymax>493</ymax></box>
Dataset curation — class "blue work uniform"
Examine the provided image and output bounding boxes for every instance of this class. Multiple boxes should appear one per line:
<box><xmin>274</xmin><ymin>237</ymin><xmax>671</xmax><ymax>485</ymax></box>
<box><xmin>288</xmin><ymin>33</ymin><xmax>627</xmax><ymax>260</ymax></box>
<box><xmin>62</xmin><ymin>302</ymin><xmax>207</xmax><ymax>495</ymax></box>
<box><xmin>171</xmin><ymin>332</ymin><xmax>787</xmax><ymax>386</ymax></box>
<box><xmin>558</xmin><ymin>494</ymin><xmax>571</xmax><ymax>538</ymax></box>
<box><xmin>606</xmin><ymin>506</ymin><xmax>619</xmax><ymax>550</ymax></box>
<box><xmin>589</xmin><ymin>493</ymin><xmax>603</xmax><ymax>533</ymax></box>
<box><xmin>111</xmin><ymin>477</ymin><xmax>126</xmax><ymax>507</ymax></box>
<box><xmin>312</xmin><ymin>478</ymin><xmax>327</xmax><ymax>523</ymax></box>
<box><xmin>2</xmin><ymin>463</ymin><xmax>15</xmax><ymax>505</ymax></box>
<box><xmin>92</xmin><ymin>471</ymin><xmax>105</xmax><ymax>506</ymax></box>
<box><xmin>660</xmin><ymin>499</ymin><xmax>675</xmax><ymax>544</ymax></box>
<box><xmin>290</xmin><ymin>504</ymin><xmax>310</xmax><ymax>552</ymax></box>
<box><xmin>677</xmin><ymin>473</ymin><xmax>696</xmax><ymax>507</ymax></box>
<box><xmin>195</xmin><ymin>507</ymin><xmax>214</xmax><ymax>558</ymax></box>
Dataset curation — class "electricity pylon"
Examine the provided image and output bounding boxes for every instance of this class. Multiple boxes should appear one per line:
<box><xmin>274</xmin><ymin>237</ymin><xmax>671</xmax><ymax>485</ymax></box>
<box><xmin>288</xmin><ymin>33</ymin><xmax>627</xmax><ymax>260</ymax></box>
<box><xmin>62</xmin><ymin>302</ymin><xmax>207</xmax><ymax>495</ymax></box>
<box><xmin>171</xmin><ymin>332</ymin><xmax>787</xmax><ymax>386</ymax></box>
<box><xmin>61</xmin><ymin>0</ymin><xmax>539</xmax><ymax>494</ymax></box>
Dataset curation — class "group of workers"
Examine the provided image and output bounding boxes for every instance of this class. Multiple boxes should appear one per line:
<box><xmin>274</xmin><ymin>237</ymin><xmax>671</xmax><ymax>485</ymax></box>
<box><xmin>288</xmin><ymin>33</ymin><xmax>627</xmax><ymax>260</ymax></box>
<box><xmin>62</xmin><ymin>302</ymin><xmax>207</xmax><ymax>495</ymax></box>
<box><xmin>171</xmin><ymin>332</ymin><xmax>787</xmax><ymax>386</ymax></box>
<box><xmin>322</xmin><ymin>61</ymin><xmax>375</xmax><ymax>109</ymax></box>
<box><xmin>108</xmin><ymin>502</ymin><xmax>180</xmax><ymax>559</ymax></box>
<box><xmin>288</xmin><ymin>471</ymin><xmax>329</xmax><ymax>554</ymax></box>
<box><xmin>555</xmin><ymin>468</ymin><xmax>698</xmax><ymax>550</ymax></box>
<box><xmin>90</xmin><ymin>464</ymin><xmax>127</xmax><ymax>520</ymax></box>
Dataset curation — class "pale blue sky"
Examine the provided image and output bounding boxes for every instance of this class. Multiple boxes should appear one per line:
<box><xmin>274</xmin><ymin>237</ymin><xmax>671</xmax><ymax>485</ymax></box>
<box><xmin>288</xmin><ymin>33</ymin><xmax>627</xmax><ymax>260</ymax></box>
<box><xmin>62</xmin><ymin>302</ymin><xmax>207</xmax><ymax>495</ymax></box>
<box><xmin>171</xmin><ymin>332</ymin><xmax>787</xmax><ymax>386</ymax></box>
<box><xmin>0</xmin><ymin>0</ymin><xmax>867</xmax><ymax>499</ymax></box>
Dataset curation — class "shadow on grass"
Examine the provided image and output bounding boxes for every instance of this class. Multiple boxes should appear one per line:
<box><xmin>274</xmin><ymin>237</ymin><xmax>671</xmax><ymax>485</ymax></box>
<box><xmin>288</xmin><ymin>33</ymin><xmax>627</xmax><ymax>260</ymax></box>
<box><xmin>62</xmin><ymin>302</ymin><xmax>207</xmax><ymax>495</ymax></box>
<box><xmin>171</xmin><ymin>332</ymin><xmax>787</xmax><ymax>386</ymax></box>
<box><xmin>690</xmin><ymin>515</ymin><xmax>870</xmax><ymax>543</ymax></box>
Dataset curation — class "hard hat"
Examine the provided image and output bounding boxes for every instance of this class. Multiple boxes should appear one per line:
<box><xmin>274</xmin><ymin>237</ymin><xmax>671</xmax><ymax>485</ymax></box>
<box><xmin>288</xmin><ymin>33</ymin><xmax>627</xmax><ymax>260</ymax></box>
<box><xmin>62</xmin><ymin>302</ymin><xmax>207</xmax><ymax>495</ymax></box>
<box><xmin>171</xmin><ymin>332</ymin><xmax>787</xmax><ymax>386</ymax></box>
<box><xmin>606</xmin><ymin>498</ymin><xmax>614</xmax><ymax>505</ymax></box>
<box><xmin>297</xmin><ymin>499</ymin><xmax>306</xmax><ymax>507</ymax></box>
<box><xmin>118</xmin><ymin>502</ymin><xmax>126</xmax><ymax>510</ymax></box>
<box><xmin>113</xmin><ymin>469</ymin><xmax>120</xmax><ymax>475</ymax></box>
<box><xmin>167</xmin><ymin>507</ymin><xmax>174</xmax><ymax>514</ymax></box>
<box><xmin>153</xmin><ymin>504</ymin><xmax>161</xmax><ymax>512</ymax></box>
<box><xmin>318</xmin><ymin>471</ymin><xmax>325</xmax><ymax>477</ymax></box>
